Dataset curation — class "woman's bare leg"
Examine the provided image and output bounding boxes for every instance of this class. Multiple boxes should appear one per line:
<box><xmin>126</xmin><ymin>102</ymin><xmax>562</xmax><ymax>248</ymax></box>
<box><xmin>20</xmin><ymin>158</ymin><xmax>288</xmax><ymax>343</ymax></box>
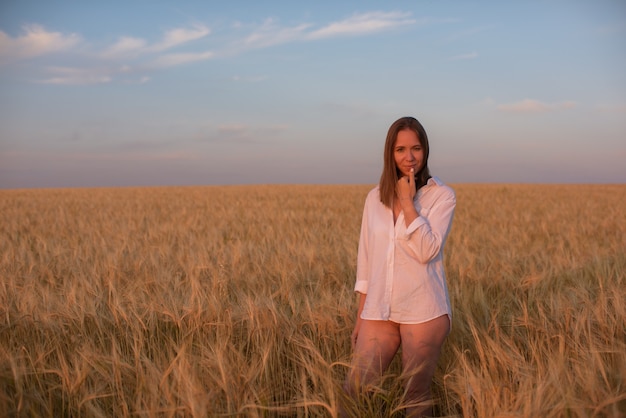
<box><xmin>344</xmin><ymin>319</ymin><xmax>401</xmax><ymax>397</ymax></box>
<box><xmin>399</xmin><ymin>315</ymin><xmax>450</xmax><ymax>417</ymax></box>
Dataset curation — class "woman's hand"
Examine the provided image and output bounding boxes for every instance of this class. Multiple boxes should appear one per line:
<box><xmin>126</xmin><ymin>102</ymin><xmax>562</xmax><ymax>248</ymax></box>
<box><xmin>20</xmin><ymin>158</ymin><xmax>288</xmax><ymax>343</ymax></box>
<box><xmin>352</xmin><ymin>293</ymin><xmax>367</xmax><ymax>349</ymax></box>
<box><xmin>396</xmin><ymin>168</ymin><xmax>419</xmax><ymax>226</ymax></box>
<box><xmin>351</xmin><ymin>318</ymin><xmax>362</xmax><ymax>349</ymax></box>
<box><xmin>396</xmin><ymin>168</ymin><xmax>416</xmax><ymax>203</ymax></box>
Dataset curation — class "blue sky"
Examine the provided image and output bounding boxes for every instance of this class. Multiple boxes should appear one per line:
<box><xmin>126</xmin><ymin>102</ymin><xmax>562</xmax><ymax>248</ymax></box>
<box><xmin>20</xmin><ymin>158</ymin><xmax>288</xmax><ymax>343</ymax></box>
<box><xmin>1</xmin><ymin>0</ymin><xmax>624</xmax><ymax>188</ymax></box>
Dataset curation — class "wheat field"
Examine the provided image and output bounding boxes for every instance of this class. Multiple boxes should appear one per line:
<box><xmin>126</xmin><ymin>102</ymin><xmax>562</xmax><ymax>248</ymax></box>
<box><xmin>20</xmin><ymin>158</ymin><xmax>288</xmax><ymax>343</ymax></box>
<box><xmin>1</xmin><ymin>184</ymin><xmax>624</xmax><ymax>417</ymax></box>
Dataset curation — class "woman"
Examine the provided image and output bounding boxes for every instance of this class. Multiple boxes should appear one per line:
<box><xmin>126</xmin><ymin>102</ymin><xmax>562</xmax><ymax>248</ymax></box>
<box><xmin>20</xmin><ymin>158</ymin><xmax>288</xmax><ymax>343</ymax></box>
<box><xmin>344</xmin><ymin>116</ymin><xmax>456</xmax><ymax>417</ymax></box>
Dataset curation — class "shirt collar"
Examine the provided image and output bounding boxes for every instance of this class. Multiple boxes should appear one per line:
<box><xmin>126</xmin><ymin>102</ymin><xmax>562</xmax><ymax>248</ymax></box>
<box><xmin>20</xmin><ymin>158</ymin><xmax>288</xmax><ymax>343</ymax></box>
<box><xmin>427</xmin><ymin>176</ymin><xmax>444</xmax><ymax>187</ymax></box>
<box><xmin>417</xmin><ymin>176</ymin><xmax>444</xmax><ymax>197</ymax></box>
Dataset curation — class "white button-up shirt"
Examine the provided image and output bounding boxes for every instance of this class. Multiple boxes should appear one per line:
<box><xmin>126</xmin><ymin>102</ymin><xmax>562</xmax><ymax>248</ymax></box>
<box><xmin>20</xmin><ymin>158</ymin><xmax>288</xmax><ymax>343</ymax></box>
<box><xmin>354</xmin><ymin>177</ymin><xmax>456</xmax><ymax>324</ymax></box>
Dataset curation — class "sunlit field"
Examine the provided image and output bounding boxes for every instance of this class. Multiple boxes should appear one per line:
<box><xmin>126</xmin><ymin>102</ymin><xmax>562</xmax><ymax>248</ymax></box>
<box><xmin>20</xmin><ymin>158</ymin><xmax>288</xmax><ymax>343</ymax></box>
<box><xmin>1</xmin><ymin>184</ymin><xmax>624</xmax><ymax>417</ymax></box>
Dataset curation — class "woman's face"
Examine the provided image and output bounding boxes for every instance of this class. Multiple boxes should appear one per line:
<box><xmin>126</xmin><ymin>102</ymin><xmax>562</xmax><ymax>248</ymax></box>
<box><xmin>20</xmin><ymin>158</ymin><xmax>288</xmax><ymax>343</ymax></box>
<box><xmin>393</xmin><ymin>128</ymin><xmax>424</xmax><ymax>177</ymax></box>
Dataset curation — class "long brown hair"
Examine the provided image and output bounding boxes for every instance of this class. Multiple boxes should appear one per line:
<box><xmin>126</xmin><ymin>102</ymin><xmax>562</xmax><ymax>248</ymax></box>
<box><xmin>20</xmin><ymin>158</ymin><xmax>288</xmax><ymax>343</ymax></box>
<box><xmin>379</xmin><ymin>116</ymin><xmax>431</xmax><ymax>208</ymax></box>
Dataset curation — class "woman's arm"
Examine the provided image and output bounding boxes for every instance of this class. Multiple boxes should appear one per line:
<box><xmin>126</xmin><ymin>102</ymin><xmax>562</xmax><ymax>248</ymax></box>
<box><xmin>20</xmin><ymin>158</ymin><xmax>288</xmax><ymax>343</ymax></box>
<box><xmin>354</xmin><ymin>193</ymin><xmax>372</xmax><ymax>294</ymax></box>
<box><xmin>400</xmin><ymin>197</ymin><xmax>419</xmax><ymax>226</ymax></box>
<box><xmin>403</xmin><ymin>191</ymin><xmax>456</xmax><ymax>264</ymax></box>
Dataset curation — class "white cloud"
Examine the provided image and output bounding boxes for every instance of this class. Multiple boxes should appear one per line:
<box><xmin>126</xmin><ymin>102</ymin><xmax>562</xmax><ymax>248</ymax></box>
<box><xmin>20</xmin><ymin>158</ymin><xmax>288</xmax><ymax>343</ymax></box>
<box><xmin>37</xmin><ymin>66</ymin><xmax>112</xmax><ymax>85</ymax></box>
<box><xmin>152</xmin><ymin>50</ymin><xmax>214</xmax><ymax>67</ymax></box>
<box><xmin>98</xmin><ymin>24</ymin><xmax>212</xmax><ymax>68</ymax></box>
<box><xmin>243</xmin><ymin>18</ymin><xmax>311</xmax><ymax>48</ymax></box>
<box><xmin>149</xmin><ymin>24</ymin><xmax>210</xmax><ymax>52</ymax></box>
<box><xmin>497</xmin><ymin>99</ymin><xmax>577</xmax><ymax>113</ymax></box>
<box><xmin>239</xmin><ymin>11</ymin><xmax>416</xmax><ymax>50</ymax></box>
<box><xmin>0</xmin><ymin>24</ymin><xmax>81</xmax><ymax>62</ymax></box>
<box><xmin>307</xmin><ymin>11</ymin><xmax>415</xmax><ymax>40</ymax></box>
<box><xmin>4</xmin><ymin>12</ymin><xmax>427</xmax><ymax>82</ymax></box>
<box><xmin>101</xmin><ymin>36</ymin><xmax>147</xmax><ymax>58</ymax></box>
<box><xmin>100</xmin><ymin>24</ymin><xmax>210</xmax><ymax>59</ymax></box>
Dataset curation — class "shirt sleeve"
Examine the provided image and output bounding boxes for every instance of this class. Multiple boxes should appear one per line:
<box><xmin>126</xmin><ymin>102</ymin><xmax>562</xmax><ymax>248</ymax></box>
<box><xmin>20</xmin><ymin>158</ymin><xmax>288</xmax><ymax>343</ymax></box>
<box><xmin>400</xmin><ymin>190</ymin><xmax>456</xmax><ymax>264</ymax></box>
<box><xmin>354</xmin><ymin>193</ymin><xmax>371</xmax><ymax>294</ymax></box>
